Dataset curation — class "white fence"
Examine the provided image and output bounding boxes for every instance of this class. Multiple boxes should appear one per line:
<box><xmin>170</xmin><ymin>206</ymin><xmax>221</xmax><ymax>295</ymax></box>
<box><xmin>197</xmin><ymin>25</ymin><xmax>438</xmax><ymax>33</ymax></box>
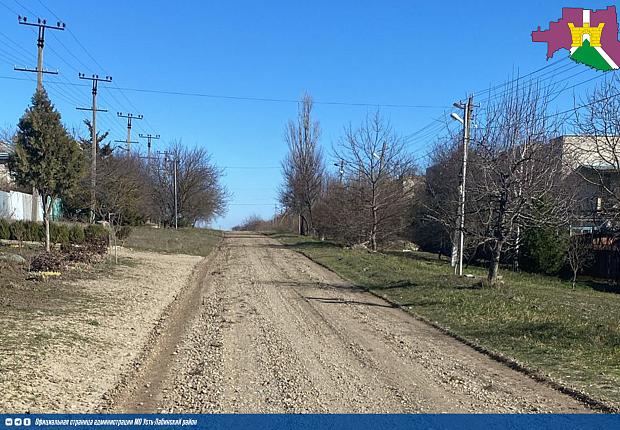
<box><xmin>0</xmin><ymin>190</ymin><xmax>43</xmax><ymax>221</ymax></box>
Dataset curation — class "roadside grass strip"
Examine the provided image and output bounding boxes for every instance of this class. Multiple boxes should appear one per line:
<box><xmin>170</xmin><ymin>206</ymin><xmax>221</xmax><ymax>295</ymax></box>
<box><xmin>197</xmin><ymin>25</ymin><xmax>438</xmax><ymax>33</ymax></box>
<box><xmin>272</xmin><ymin>233</ymin><xmax>620</xmax><ymax>410</ymax></box>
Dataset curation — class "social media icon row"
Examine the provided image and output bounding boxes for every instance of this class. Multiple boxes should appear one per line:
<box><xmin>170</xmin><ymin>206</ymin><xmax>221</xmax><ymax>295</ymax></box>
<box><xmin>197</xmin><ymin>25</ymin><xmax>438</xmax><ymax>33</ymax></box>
<box><xmin>4</xmin><ymin>418</ymin><xmax>31</xmax><ymax>427</ymax></box>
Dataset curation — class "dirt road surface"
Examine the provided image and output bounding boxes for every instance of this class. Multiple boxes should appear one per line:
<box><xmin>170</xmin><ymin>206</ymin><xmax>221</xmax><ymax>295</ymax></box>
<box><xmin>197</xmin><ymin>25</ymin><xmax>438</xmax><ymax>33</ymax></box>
<box><xmin>1</xmin><ymin>249</ymin><xmax>202</xmax><ymax>413</ymax></box>
<box><xmin>110</xmin><ymin>232</ymin><xmax>591</xmax><ymax>413</ymax></box>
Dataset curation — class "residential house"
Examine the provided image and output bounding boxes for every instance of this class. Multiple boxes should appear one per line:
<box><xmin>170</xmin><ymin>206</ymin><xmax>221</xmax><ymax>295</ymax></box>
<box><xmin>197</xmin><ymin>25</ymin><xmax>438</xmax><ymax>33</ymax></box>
<box><xmin>552</xmin><ymin>135</ymin><xmax>620</xmax><ymax>233</ymax></box>
<box><xmin>0</xmin><ymin>140</ymin><xmax>11</xmax><ymax>188</ymax></box>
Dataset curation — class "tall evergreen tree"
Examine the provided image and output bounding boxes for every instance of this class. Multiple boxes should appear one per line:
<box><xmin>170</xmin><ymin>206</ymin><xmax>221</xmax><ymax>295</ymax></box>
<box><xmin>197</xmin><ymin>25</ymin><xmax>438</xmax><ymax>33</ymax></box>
<box><xmin>9</xmin><ymin>89</ymin><xmax>84</xmax><ymax>251</ymax></box>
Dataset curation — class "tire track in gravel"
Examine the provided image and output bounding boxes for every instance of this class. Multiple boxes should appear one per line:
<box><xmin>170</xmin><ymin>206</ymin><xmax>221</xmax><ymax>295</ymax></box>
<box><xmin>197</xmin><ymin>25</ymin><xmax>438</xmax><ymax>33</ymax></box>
<box><xmin>112</xmin><ymin>232</ymin><xmax>593</xmax><ymax>413</ymax></box>
<box><xmin>267</xmin><ymin>242</ymin><xmax>557</xmax><ymax>412</ymax></box>
<box><xmin>278</xmin><ymin>240</ymin><xmax>595</xmax><ymax>412</ymax></box>
<box><xmin>249</xmin><ymin>239</ymin><xmax>425</xmax><ymax>412</ymax></box>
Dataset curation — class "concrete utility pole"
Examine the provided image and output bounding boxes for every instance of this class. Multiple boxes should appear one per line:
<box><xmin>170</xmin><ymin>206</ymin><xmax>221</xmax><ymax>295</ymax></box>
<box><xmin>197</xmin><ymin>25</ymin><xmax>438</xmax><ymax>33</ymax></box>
<box><xmin>15</xmin><ymin>16</ymin><xmax>64</xmax><ymax>90</ymax></box>
<box><xmin>157</xmin><ymin>151</ymin><xmax>179</xmax><ymax>230</ymax></box>
<box><xmin>116</xmin><ymin>113</ymin><xmax>143</xmax><ymax>153</ymax></box>
<box><xmin>77</xmin><ymin>73</ymin><xmax>113</xmax><ymax>224</ymax></box>
<box><xmin>451</xmin><ymin>95</ymin><xmax>474</xmax><ymax>276</ymax></box>
<box><xmin>173</xmin><ymin>157</ymin><xmax>178</xmax><ymax>230</ymax></box>
<box><xmin>138</xmin><ymin>133</ymin><xmax>160</xmax><ymax>162</ymax></box>
<box><xmin>15</xmin><ymin>16</ymin><xmax>65</xmax><ymax>222</ymax></box>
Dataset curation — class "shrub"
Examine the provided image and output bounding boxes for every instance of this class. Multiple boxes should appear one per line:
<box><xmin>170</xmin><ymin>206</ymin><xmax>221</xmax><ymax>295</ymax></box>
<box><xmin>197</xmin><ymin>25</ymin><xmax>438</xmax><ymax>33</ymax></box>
<box><xmin>61</xmin><ymin>244</ymin><xmax>104</xmax><ymax>264</ymax></box>
<box><xmin>4</xmin><ymin>221</ymin><xmax>110</xmax><ymax>248</ymax></box>
<box><xmin>85</xmin><ymin>235</ymin><xmax>109</xmax><ymax>255</ymax></box>
<box><xmin>69</xmin><ymin>224</ymin><xmax>85</xmax><ymax>244</ymax></box>
<box><xmin>50</xmin><ymin>223</ymin><xmax>70</xmax><ymax>244</ymax></box>
<box><xmin>520</xmin><ymin>226</ymin><xmax>568</xmax><ymax>275</ymax></box>
<box><xmin>30</xmin><ymin>251</ymin><xmax>65</xmax><ymax>272</ymax></box>
<box><xmin>116</xmin><ymin>225</ymin><xmax>132</xmax><ymax>241</ymax></box>
<box><xmin>0</xmin><ymin>219</ymin><xmax>9</xmax><ymax>240</ymax></box>
<box><xmin>24</xmin><ymin>221</ymin><xmax>44</xmax><ymax>242</ymax></box>
<box><xmin>84</xmin><ymin>224</ymin><xmax>109</xmax><ymax>244</ymax></box>
<box><xmin>9</xmin><ymin>221</ymin><xmax>26</xmax><ymax>241</ymax></box>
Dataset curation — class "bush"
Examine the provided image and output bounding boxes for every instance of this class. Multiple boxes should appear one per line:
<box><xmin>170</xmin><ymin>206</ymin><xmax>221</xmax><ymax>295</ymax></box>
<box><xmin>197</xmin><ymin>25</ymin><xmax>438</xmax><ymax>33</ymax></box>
<box><xmin>50</xmin><ymin>223</ymin><xmax>70</xmax><ymax>244</ymax></box>
<box><xmin>116</xmin><ymin>225</ymin><xmax>132</xmax><ymax>241</ymax></box>
<box><xmin>9</xmin><ymin>221</ymin><xmax>26</xmax><ymax>241</ymax></box>
<box><xmin>30</xmin><ymin>251</ymin><xmax>65</xmax><ymax>272</ymax></box>
<box><xmin>520</xmin><ymin>226</ymin><xmax>568</xmax><ymax>275</ymax></box>
<box><xmin>0</xmin><ymin>219</ymin><xmax>9</xmax><ymax>240</ymax></box>
<box><xmin>69</xmin><ymin>224</ymin><xmax>85</xmax><ymax>244</ymax></box>
<box><xmin>25</xmin><ymin>221</ymin><xmax>44</xmax><ymax>242</ymax></box>
<box><xmin>61</xmin><ymin>244</ymin><xmax>105</xmax><ymax>263</ymax></box>
<box><xmin>3</xmin><ymin>221</ymin><xmax>109</xmax><ymax>248</ymax></box>
<box><xmin>84</xmin><ymin>224</ymin><xmax>109</xmax><ymax>245</ymax></box>
<box><xmin>6</xmin><ymin>221</ymin><xmax>44</xmax><ymax>242</ymax></box>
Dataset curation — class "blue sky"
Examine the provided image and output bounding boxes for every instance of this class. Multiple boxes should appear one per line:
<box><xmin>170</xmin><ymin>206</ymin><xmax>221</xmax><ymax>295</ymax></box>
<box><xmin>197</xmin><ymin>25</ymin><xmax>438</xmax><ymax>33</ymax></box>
<box><xmin>0</xmin><ymin>0</ymin><xmax>614</xmax><ymax>229</ymax></box>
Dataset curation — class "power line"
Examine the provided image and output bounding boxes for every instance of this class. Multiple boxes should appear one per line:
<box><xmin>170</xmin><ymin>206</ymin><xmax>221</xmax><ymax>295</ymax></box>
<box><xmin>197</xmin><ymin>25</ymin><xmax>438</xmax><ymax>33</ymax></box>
<box><xmin>0</xmin><ymin>29</ymin><xmax>32</xmax><ymax>58</ymax></box>
<box><xmin>0</xmin><ymin>0</ymin><xmax>19</xmax><ymax>15</ymax></box>
<box><xmin>35</xmin><ymin>0</ymin><xmax>151</xmax><ymax>134</ymax></box>
<box><xmin>0</xmin><ymin>73</ymin><xmax>455</xmax><ymax>109</ymax></box>
<box><xmin>223</xmin><ymin>166</ymin><xmax>280</xmax><ymax>169</ymax></box>
<box><xmin>404</xmin><ymin>67</ymin><xmax>615</xmax><ymax>152</ymax></box>
<box><xmin>104</xmin><ymin>85</ymin><xmax>452</xmax><ymax>109</ymax></box>
<box><xmin>228</xmin><ymin>203</ymin><xmax>279</xmax><ymax>206</ymax></box>
<box><xmin>473</xmin><ymin>57</ymin><xmax>573</xmax><ymax>98</ymax></box>
<box><xmin>13</xmin><ymin>0</ymin><xmax>36</xmax><ymax>16</ymax></box>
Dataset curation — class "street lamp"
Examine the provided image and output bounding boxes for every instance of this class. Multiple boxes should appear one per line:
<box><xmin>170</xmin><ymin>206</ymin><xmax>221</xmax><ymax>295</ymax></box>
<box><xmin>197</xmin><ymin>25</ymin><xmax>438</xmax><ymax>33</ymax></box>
<box><xmin>450</xmin><ymin>112</ymin><xmax>464</xmax><ymax>124</ymax></box>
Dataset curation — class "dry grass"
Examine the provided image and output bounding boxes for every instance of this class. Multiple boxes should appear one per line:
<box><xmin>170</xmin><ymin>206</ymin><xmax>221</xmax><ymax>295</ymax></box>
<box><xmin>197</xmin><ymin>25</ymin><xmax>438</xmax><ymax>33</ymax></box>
<box><xmin>123</xmin><ymin>226</ymin><xmax>221</xmax><ymax>256</ymax></box>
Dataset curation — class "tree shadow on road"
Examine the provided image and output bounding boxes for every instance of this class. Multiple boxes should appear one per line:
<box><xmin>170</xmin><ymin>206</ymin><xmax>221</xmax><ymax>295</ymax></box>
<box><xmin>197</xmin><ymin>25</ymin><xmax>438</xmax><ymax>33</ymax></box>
<box><xmin>303</xmin><ymin>296</ymin><xmax>399</xmax><ymax>309</ymax></box>
<box><xmin>268</xmin><ymin>279</ymin><xmax>366</xmax><ymax>295</ymax></box>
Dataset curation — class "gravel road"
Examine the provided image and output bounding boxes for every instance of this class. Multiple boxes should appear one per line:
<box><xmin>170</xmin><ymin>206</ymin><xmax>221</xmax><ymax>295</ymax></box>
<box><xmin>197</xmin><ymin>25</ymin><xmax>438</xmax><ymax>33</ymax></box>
<box><xmin>110</xmin><ymin>232</ymin><xmax>591</xmax><ymax>413</ymax></box>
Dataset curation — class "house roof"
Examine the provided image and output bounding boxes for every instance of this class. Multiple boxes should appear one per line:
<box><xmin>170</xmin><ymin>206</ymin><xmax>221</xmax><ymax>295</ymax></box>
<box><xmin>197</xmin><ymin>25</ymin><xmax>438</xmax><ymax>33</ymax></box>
<box><xmin>0</xmin><ymin>141</ymin><xmax>10</xmax><ymax>164</ymax></box>
<box><xmin>0</xmin><ymin>140</ymin><xmax>11</xmax><ymax>153</ymax></box>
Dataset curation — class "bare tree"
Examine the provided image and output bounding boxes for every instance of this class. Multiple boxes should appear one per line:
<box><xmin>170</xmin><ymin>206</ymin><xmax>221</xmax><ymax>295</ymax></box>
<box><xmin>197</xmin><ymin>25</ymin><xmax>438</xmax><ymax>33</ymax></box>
<box><xmin>571</xmin><ymin>75</ymin><xmax>620</xmax><ymax>223</ymax></box>
<box><xmin>467</xmin><ymin>81</ymin><xmax>569</xmax><ymax>284</ymax></box>
<box><xmin>566</xmin><ymin>234</ymin><xmax>594</xmax><ymax>288</ymax></box>
<box><xmin>95</xmin><ymin>155</ymin><xmax>152</xmax><ymax>223</ymax></box>
<box><xmin>333</xmin><ymin>112</ymin><xmax>417</xmax><ymax>251</ymax></box>
<box><xmin>313</xmin><ymin>174</ymin><xmax>364</xmax><ymax>243</ymax></box>
<box><xmin>150</xmin><ymin>141</ymin><xmax>228</xmax><ymax>227</ymax></box>
<box><xmin>232</xmin><ymin>214</ymin><xmax>271</xmax><ymax>232</ymax></box>
<box><xmin>279</xmin><ymin>93</ymin><xmax>324</xmax><ymax>235</ymax></box>
<box><xmin>417</xmin><ymin>136</ymin><xmax>462</xmax><ymax>258</ymax></box>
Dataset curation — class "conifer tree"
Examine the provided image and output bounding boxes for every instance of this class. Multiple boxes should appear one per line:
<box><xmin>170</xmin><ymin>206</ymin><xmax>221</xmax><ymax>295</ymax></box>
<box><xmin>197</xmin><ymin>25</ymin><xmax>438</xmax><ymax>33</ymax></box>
<box><xmin>9</xmin><ymin>89</ymin><xmax>84</xmax><ymax>251</ymax></box>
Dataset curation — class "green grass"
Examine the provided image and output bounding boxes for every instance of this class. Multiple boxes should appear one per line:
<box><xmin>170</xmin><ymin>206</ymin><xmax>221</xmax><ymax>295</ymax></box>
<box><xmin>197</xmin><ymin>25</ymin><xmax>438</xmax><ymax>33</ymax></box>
<box><xmin>123</xmin><ymin>226</ymin><xmax>221</xmax><ymax>256</ymax></box>
<box><xmin>272</xmin><ymin>233</ymin><xmax>620</xmax><ymax>409</ymax></box>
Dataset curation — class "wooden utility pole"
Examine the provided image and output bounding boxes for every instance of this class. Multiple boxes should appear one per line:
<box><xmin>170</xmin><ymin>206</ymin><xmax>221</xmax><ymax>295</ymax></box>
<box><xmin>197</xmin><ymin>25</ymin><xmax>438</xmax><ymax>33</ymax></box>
<box><xmin>116</xmin><ymin>113</ymin><xmax>143</xmax><ymax>153</ymax></box>
<box><xmin>15</xmin><ymin>16</ymin><xmax>65</xmax><ymax>222</ymax></box>
<box><xmin>77</xmin><ymin>73</ymin><xmax>112</xmax><ymax>224</ymax></box>
<box><xmin>139</xmin><ymin>133</ymin><xmax>160</xmax><ymax>162</ymax></box>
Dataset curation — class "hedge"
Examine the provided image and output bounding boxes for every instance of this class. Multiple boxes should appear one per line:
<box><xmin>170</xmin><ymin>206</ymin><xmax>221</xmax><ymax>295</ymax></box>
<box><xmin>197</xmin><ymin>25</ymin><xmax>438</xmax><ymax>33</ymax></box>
<box><xmin>0</xmin><ymin>220</ymin><xmax>108</xmax><ymax>245</ymax></box>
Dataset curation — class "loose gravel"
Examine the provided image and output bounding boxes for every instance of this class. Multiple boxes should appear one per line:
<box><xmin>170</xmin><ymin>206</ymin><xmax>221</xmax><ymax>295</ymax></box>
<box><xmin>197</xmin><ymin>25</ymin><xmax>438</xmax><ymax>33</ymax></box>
<box><xmin>113</xmin><ymin>232</ymin><xmax>592</xmax><ymax>413</ymax></box>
